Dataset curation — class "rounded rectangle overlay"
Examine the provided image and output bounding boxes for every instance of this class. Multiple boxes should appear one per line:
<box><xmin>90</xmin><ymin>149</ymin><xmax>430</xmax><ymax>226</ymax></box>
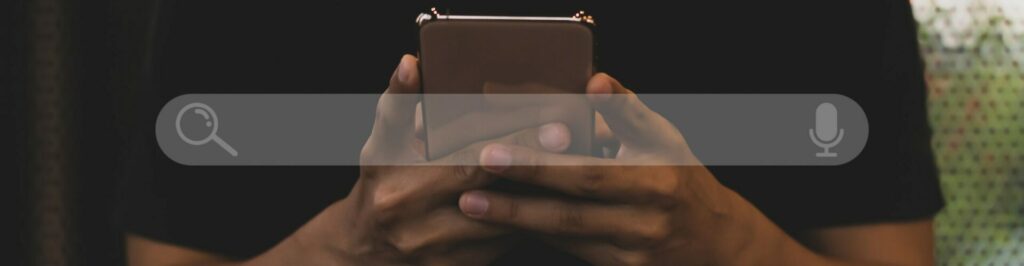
<box><xmin>157</xmin><ymin>94</ymin><xmax>867</xmax><ymax>166</ymax></box>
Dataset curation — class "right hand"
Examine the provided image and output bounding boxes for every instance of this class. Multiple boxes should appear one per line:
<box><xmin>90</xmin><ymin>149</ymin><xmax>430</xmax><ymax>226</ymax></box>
<box><xmin>273</xmin><ymin>55</ymin><xmax>576</xmax><ymax>266</ymax></box>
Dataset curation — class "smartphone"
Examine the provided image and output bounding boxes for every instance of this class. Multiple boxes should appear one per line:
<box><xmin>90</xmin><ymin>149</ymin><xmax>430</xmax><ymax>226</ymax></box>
<box><xmin>417</xmin><ymin>9</ymin><xmax>597</xmax><ymax>161</ymax></box>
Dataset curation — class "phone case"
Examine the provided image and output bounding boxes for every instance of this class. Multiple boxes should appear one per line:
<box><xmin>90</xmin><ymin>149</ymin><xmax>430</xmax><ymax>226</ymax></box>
<box><xmin>417</xmin><ymin>9</ymin><xmax>597</xmax><ymax>161</ymax></box>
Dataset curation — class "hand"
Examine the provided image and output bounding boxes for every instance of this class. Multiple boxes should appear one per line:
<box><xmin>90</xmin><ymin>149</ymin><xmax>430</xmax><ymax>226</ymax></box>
<box><xmin>415</xmin><ymin>81</ymin><xmax>593</xmax><ymax>159</ymax></box>
<box><xmin>271</xmin><ymin>55</ymin><xmax>578</xmax><ymax>266</ymax></box>
<box><xmin>456</xmin><ymin>73</ymin><xmax>778</xmax><ymax>265</ymax></box>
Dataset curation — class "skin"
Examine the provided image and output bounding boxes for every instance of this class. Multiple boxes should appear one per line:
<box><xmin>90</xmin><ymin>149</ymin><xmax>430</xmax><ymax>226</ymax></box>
<box><xmin>458</xmin><ymin>73</ymin><xmax>935</xmax><ymax>266</ymax></box>
<box><xmin>126</xmin><ymin>55</ymin><xmax>935</xmax><ymax>266</ymax></box>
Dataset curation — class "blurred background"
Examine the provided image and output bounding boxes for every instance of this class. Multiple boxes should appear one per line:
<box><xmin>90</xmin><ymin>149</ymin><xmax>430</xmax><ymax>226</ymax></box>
<box><xmin>913</xmin><ymin>0</ymin><xmax>1024</xmax><ymax>264</ymax></box>
<box><xmin>5</xmin><ymin>0</ymin><xmax>1024</xmax><ymax>265</ymax></box>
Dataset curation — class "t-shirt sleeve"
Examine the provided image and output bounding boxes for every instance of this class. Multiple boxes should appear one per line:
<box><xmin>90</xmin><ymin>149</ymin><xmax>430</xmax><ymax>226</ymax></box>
<box><xmin>880</xmin><ymin>0</ymin><xmax>945</xmax><ymax>221</ymax></box>
<box><xmin>713</xmin><ymin>0</ymin><xmax>944</xmax><ymax>232</ymax></box>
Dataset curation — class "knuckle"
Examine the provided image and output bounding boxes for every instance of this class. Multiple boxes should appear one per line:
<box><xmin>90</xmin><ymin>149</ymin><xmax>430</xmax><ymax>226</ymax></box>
<box><xmin>555</xmin><ymin>204</ymin><xmax>584</xmax><ymax>234</ymax></box>
<box><xmin>631</xmin><ymin>214</ymin><xmax>671</xmax><ymax>245</ymax></box>
<box><xmin>451</xmin><ymin>161</ymin><xmax>478</xmax><ymax>178</ymax></box>
<box><xmin>359</xmin><ymin>144</ymin><xmax>378</xmax><ymax>163</ymax></box>
<box><xmin>613</xmin><ymin>211</ymin><xmax>670</xmax><ymax>250</ymax></box>
<box><xmin>581</xmin><ymin>164</ymin><xmax>618</xmax><ymax>194</ymax></box>
<box><xmin>578</xmin><ymin>170</ymin><xmax>606</xmax><ymax>195</ymax></box>
<box><xmin>449</xmin><ymin>163</ymin><xmax>483</xmax><ymax>186</ymax></box>
<box><xmin>387</xmin><ymin>231</ymin><xmax>434</xmax><ymax>257</ymax></box>
<box><xmin>647</xmin><ymin>174</ymin><xmax>680</xmax><ymax>203</ymax></box>
<box><xmin>441</xmin><ymin>146</ymin><xmax>493</xmax><ymax>187</ymax></box>
<box><xmin>369</xmin><ymin>189</ymin><xmax>406</xmax><ymax>225</ymax></box>
<box><xmin>371</xmin><ymin>208</ymin><xmax>399</xmax><ymax>226</ymax></box>
<box><xmin>503</xmin><ymin>199</ymin><xmax>520</xmax><ymax>220</ymax></box>
<box><xmin>385</xmin><ymin>231</ymin><xmax>411</xmax><ymax>254</ymax></box>
<box><xmin>629</xmin><ymin>167</ymin><xmax>680</xmax><ymax>207</ymax></box>
<box><xmin>386</xmin><ymin>233</ymin><xmax>420</xmax><ymax>256</ymax></box>
<box><xmin>464</xmin><ymin>166</ymin><xmax>490</xmax><ymax>187</ymax></box>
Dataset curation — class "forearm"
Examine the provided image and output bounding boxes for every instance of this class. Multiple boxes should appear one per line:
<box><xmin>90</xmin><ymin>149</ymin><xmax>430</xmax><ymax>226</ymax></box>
<box><xmin>240</xmin><ymin>233</ymin><xmax>343</xmax><ymax>266</ymax></box>
<box><xmin>241</xmin><ymin>200</ymin><xmax>358</xmax><ymax>266</ymax></box>
<box><xmin>125</xmin><ymin>233</ymin><xmax>243</xmax><ymax>266</ymax></box>
<box><xmin>126</xmin><ymin>201</ymin><xmax>352</xmax><ymax>266</ymax></box>
<box><xmin>126</xmin><ymin>229</ymin><xmax>339</xmax><ymax>266</ymax></box>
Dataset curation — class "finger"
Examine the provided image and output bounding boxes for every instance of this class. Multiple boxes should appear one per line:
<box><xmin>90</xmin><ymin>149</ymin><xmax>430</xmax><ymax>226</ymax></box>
<box><xmin>377</xmin><ymin>54</ymin><xmax>421</xmax><ymax>132</ymax></box>
<box><xmin>537</xmin><ymin>123</ymin><xmax>572</xmax><ymax>153</ymax></box>
<box><xmin>414</xmin><ymin>102</ymin><xmax>426</xmax><ymax>156</ymax></box>
<box><xmin>368</xmin><ymin>165</ymin><xmax>482</xmax><ymax>216</ymax></box>
<box><xmin>425</xmin><ymin>105</ymin><xmax>574</xmax><ymax>158</ymax></box>
<box><xmin>586</xmin><ymin>73</ymin><xmax>685</xmax><ymax>149</ymax></box>
<box><xmin>415</xmin><ymin>101</ymin><xmax>425</xmax><ymax>140</ymax></box>
<box><xmin>594</xmin><ymin>112</ymin><xmax>619</xmax><ymax>156</ymax></box>
<box><xmin>479</xmin><ymin>144</ymin><xmax>679</xmax><ymax>203</ymax></box>
<box><xmin>459</xmin><ymin>191</ymin><xmax>670</xmax><ymax>247</ymax></box>
<box><xmin>363</xmin><ymin>55</ymin><xmax>422</xmax><ymax>161</ymax></box>
<box><xmin>391</xmin><ymin>124</ymin><xmax>574</xmax><ymax>201</ymax></box>
<box><xmin>433</xmin><ymin>121</ymin><xmax>572</xmax><ymax>164</ymax></box>
<box><xmin>389</xmin><ymin>207</ymin><xmax>506</xmax><ymax>255</ymax></box>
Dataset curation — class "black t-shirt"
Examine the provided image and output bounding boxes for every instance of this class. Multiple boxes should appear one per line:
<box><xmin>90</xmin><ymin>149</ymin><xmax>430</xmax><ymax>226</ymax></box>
<box><xmin>119</xmin><ymin>1</ymin><xmax>944</xmax><ymax>264</ymax></box>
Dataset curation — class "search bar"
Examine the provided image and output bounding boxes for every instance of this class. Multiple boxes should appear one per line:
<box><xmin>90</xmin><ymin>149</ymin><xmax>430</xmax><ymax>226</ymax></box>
<box><xmin>156</xmin><ymin>94</ymin><xmax>868</xmax><ymax>166</ymax></box>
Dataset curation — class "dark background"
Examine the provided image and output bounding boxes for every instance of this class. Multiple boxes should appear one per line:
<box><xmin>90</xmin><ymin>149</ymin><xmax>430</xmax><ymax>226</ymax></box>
<box><xmin>6</xmin><ymin>1</ymin><xmax>886</xmax><ymax>265</ymax></box>
<box><xmin>8</xmin><ymin>0</ymin><xmax>159</xmax><ymax>264</ymax></box>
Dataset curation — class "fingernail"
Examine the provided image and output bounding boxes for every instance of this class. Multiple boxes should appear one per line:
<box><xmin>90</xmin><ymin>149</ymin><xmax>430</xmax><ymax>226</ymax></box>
<box><xmin>397</xmin><ymin>56</ymin><xmax>414</xmax><ymax>85</ymax></box>
<box><xmin>460</xmin><ymin>192</ymin><xmax>489</xmax><ymax>217</ymax></box>
<box><xmin>480</xmin><ymin>144</ymin><xmax>512</xmax><ymax>172</ymax></box>
<box><xmin>539</xmin><ymin>123</ymin><xmax>570</xmax><ymax>152</ymax></box>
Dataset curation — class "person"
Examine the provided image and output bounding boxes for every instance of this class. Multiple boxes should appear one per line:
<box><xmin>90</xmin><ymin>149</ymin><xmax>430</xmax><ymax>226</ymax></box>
<box><xmin>120</xmin><ymin>1</ymin><xmax>943</xmax><ymax>265</ymax></box>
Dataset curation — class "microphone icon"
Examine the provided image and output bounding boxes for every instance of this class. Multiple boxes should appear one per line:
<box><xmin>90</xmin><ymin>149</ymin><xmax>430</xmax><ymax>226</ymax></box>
<box><xmin>809</xmin><ymin>102</ymin><xmax>844</xmax><ymax>157</ymax></box>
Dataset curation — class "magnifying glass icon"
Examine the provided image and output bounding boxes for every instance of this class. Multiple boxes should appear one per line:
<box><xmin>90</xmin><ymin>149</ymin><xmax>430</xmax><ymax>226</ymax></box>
<box><xmin>175</xmin><ymin>102</ymin><xmax>238</xmax><ymax>157</ymax></box>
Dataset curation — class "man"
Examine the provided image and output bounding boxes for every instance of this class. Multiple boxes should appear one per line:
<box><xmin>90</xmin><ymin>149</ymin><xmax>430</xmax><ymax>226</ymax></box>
<box><xmin>121</xmin><ymin>1</ymin><xmax>942</xmax><ymax>265</ymax></box>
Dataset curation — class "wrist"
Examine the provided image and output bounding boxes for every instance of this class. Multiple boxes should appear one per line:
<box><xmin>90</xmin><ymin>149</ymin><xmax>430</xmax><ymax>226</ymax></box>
<box><xmin>722</xmin><ymin>189</ymin><xmax>823</xmax><ymax>266</ymax></box>
<box><xmin>244</xmin><ymin>199</ymin><xmax>358</xmax><ymax>266</ymax></box>
<box><xmin>302</xmin><ymin>198</ymin><xmax>362</xmax><ymax>266</ymax></box>
<box><xmin>713</xmin><ymin>187</ymin><xmax>781</xmax><ymax>265</ymax></box>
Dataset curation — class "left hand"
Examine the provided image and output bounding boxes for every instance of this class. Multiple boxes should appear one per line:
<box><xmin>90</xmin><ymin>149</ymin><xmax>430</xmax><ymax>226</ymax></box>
<box><xmin>457</xmin><ymin>73</ymin><xmax>774</xmax><ymax>265</ymax></box>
